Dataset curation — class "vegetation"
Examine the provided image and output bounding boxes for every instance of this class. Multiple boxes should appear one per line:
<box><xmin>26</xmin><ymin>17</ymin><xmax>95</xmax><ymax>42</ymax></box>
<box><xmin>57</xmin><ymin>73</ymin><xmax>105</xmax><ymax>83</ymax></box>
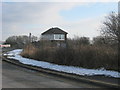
<box><xmin>21</xmin><ymin>37</ymin><xmax>118</xmax><ymax>71</ymax></box>
<box><xmin>4</xmin><ymin>35</ymin><xmax>37</xmax><ymax>48</ymax></box>
<box><xmin>100</xmin><ymin>12</ymin><xmax>119</xmax><ymax>44</ymax></box>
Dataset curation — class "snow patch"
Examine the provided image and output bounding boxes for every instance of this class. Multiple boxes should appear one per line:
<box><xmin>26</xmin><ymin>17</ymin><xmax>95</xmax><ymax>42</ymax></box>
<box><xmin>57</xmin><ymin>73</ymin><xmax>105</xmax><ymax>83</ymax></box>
<box><xmin>4</xmin><ymin>49</ymin><xmax>120</xmax><ymax>78</ymax></box>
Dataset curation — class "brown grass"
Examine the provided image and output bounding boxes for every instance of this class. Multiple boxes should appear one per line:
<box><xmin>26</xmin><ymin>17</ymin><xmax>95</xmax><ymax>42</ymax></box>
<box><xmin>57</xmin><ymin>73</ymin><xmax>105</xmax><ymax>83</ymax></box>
<box><xmin>21</xmin><ymin>40</ymin><xmax>119</xmax><ymax>72</ymax></box>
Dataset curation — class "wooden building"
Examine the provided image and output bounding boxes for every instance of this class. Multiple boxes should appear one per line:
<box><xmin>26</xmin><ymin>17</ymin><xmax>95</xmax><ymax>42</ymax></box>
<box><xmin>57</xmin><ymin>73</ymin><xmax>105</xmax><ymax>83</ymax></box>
<box><xmin>41</xmin><ymin>27</ymin><xmax>68</xmax><ymax>41</ymax></box>
<box><xmin>41</xmin><ymin>27</ymin><xmax>68</xmax><ymax>47</ymax></box>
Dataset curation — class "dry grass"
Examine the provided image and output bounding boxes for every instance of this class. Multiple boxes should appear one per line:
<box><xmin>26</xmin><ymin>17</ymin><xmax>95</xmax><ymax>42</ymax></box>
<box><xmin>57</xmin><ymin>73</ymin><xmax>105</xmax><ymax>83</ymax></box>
<box><xmin>21</xmin><ymin>40</ymin><xmax>119</xmax><ymax>72</ymax></box>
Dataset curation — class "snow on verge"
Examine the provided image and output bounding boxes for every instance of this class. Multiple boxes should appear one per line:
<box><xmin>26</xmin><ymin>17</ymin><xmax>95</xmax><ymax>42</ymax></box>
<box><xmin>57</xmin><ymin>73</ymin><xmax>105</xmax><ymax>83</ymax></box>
<box><xmin>4</xmin><ymin>49</ymin><xmax>120</xmax><ymax>78</ymax></box>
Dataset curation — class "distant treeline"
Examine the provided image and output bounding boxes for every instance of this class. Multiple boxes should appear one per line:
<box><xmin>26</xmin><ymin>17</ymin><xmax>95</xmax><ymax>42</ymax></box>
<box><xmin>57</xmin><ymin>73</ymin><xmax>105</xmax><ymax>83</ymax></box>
<box><xmin>4</xmin><ymin>35</ymin><xmax>37</xmax><ymax>48</ymax></box>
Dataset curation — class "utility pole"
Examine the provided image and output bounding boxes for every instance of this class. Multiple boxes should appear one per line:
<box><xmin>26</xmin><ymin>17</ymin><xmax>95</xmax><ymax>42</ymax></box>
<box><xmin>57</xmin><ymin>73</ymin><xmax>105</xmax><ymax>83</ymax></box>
<box><xmin>29</xmin><ymin>33</ymin><xmax>32</xmax><ymax>43</ymax></box>
<box><xmin>28</xmin><ymin>33</ymin><xmax>31</xmax><ymax>59</ymax></box>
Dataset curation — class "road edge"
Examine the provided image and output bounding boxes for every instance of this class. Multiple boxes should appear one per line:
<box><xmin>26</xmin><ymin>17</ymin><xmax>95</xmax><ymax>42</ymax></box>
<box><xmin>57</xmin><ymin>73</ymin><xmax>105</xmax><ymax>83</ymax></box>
<box><xmin>2</xmin><ymin>56</ymin><xmax>120</xmax><ymax>88</ymax></box>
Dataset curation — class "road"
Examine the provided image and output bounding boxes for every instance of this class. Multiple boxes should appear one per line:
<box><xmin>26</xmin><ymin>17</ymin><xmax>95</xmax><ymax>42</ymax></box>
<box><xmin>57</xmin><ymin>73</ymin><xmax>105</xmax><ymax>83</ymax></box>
<box><xmin>2</xmin><ymin>61</ymin><xmax>101</xmax><ymax>88</ymax></box>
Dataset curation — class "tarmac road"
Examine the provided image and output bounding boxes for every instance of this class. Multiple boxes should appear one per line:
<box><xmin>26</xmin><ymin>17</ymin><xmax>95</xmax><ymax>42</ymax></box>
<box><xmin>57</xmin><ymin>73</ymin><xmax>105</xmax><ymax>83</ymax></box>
<box><xmin>2</xmin><ymin>61</ymin><xmax>100</xmax><ymax>88</ymax></box>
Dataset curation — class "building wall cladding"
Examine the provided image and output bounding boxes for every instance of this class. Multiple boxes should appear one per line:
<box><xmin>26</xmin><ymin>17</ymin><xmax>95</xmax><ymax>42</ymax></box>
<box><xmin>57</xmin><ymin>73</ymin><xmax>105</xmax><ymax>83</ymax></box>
<box><xmin>42</xmin><ymin>34</ymin><xmax>54</xmax><ymax>40</ymax></box>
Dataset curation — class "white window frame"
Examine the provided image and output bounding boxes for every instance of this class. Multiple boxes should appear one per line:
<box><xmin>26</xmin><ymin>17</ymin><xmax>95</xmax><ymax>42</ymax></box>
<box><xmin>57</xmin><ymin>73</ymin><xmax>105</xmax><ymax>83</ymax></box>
<box><xmin>54</xmin><ymin>34</ymin><xmax>65</xmax><ymax>40</ymax></box>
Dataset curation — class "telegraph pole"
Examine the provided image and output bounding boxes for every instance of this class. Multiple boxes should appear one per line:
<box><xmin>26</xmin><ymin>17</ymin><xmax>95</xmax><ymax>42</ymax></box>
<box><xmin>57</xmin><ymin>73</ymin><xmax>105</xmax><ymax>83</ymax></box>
<box><xmin>28</xmin><ymin>33</ymin><xmax>31</xmax><ymax>59</ymax></box>
<box><xmin>29</xmin><ymin>33</ymin><xmax>32</xmax><ymax>43</ymax></box>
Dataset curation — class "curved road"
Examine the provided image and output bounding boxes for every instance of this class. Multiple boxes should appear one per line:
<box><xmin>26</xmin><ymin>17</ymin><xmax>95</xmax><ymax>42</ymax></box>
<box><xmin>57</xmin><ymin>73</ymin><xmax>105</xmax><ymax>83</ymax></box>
<box><xmin>2</xmin><ymin>61</ymin><xmax>100</xmax><ymax>88</ymax></box>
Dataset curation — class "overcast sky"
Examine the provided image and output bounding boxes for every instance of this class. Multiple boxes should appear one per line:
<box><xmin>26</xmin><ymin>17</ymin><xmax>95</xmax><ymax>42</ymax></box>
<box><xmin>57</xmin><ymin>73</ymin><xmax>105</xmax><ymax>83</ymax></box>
<box><xmin>1</xmin><ymin>0</ymin><xmax>118</xmax><ymax>41</ymax></box>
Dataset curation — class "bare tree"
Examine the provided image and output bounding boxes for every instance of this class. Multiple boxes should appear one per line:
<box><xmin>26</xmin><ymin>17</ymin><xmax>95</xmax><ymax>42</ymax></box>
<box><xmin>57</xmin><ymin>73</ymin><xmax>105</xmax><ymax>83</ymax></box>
<box><xmin>100</xmin><ymin>12</ymin><xmax>120</xmax><ymax>44</ymax></box>
<box><xmin>31</xmin><ymin>35</ymin><xmax>38</xmax><ymax>42</ymax></box>
<box><xmin>73</xmin><ymin>36</ymin><xmax>90</xmax><ymax>46</ymax></box>
<box><xmin>5</xmin><ymin>35</ymin><xmax>37</xmax><ymax>48</ymax></box>
<box><xmin>100</xmin><ymin>12</ymin><xmax>120</xmax><ymax>71</ymax></box>
<box><xmin>93</xmin><ymin>36</ymin><xmax>106</xmax><ymax>45</ymax></box>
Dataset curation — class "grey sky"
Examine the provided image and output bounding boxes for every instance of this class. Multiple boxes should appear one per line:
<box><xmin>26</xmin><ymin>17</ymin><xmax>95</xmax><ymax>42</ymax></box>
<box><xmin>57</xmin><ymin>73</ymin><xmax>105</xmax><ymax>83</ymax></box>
<box><xmin>2</xmin><ymin>1</ymin><xmax>118</xmax><ymax>41</ymax></box>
